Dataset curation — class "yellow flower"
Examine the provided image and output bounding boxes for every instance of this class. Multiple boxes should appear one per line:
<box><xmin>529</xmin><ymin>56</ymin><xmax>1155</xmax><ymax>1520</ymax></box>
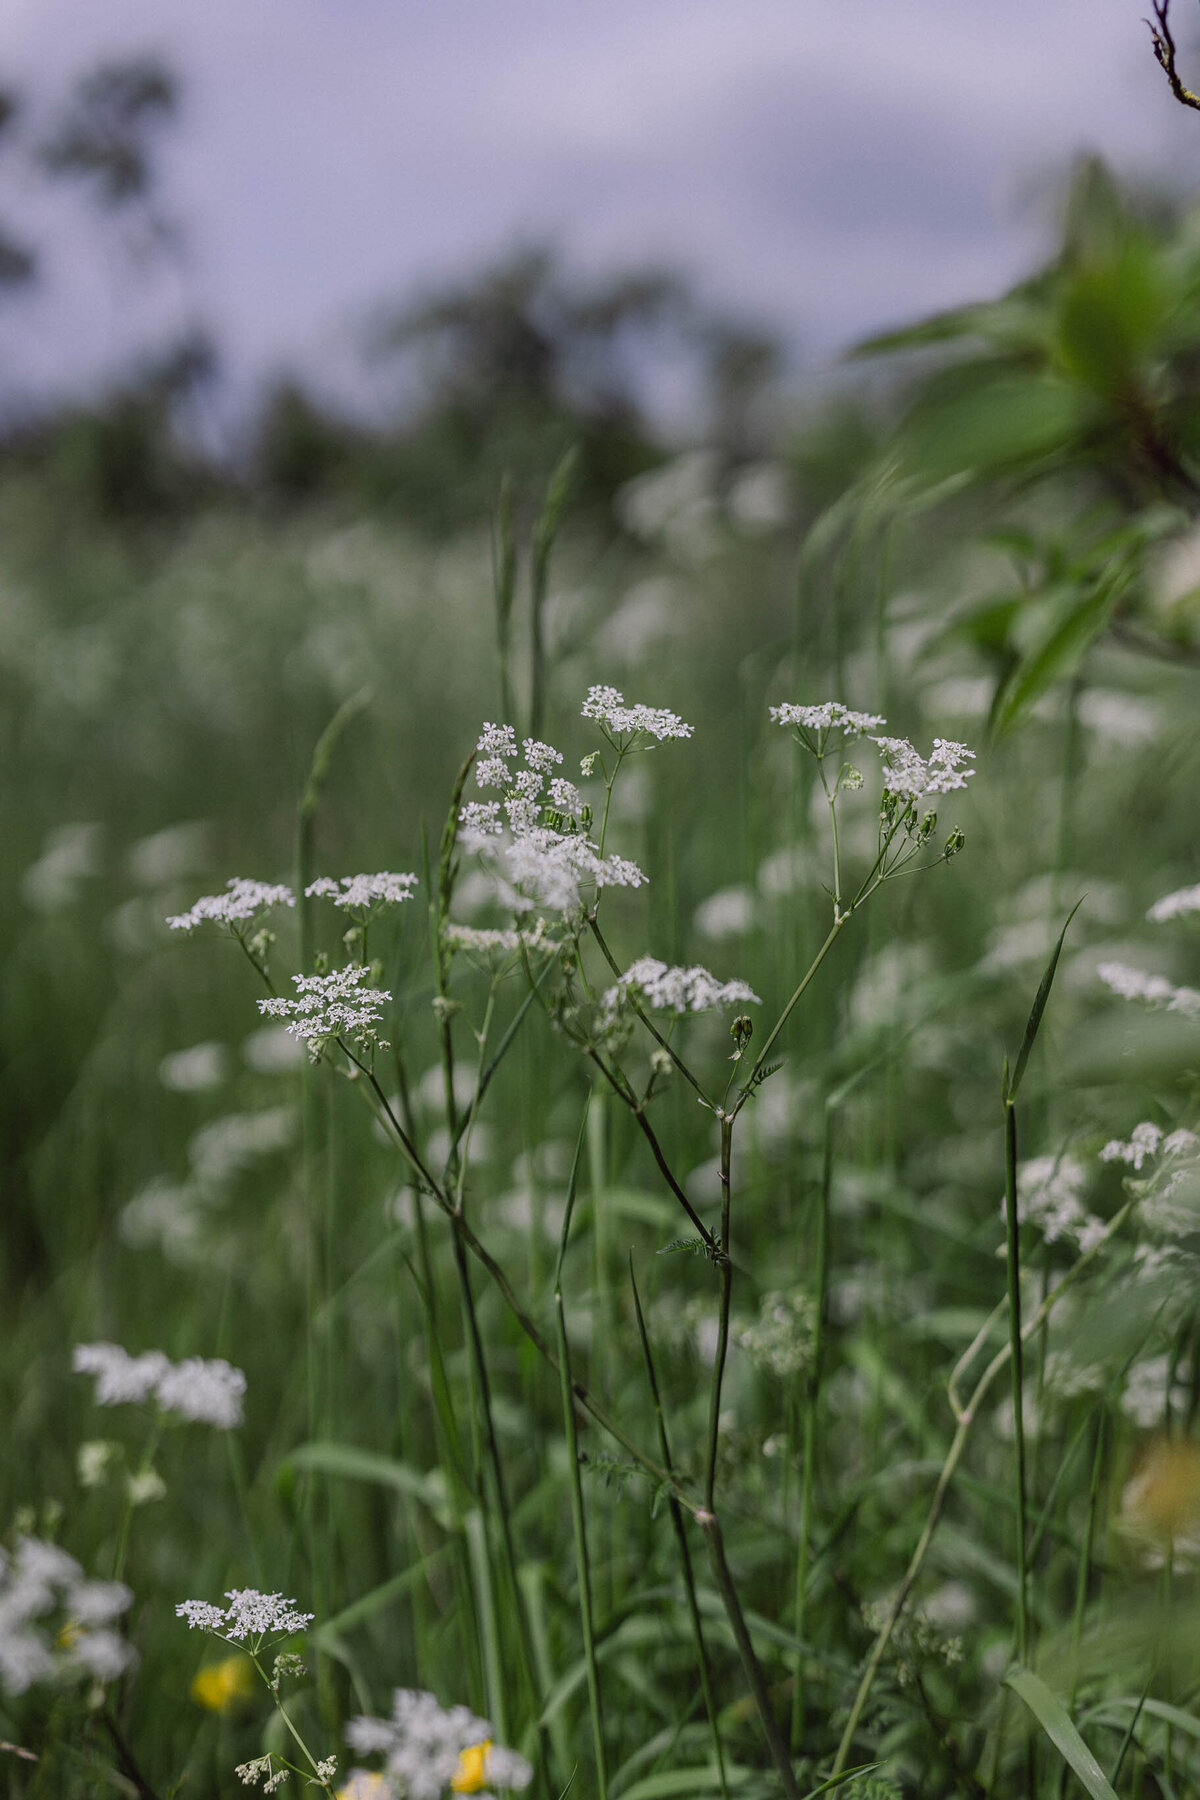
<box><xmin>452</xmin><ymin>1739</ymin><xmax>493</xmax><ymax>1793</ymax></box>
<box><xmin>56</xmin><ymin>1621</ymin><xmax>80</xmax><ymax>1651</ymax></box>
<box><xmin>1121</xmin><ymin>1434</ymin><xmax>1200</xmax><ymax>1554</ymax></box>
<box><xmin>190</xmin><ymin>1652</ymin><xmax>255</xmax><ymax>1714</ymax></box>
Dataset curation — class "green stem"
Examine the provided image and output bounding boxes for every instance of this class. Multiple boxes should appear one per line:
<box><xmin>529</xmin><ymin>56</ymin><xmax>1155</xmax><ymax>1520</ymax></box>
<box><xmin>630</xmin><ymin>1262</ymin><xmax>729</xmax><ymax>1800</ymax></box>
<box><xmin>832</xmin><ymin>1195</ymin><xmax>1138</xmax><ymax>1776</ymax></box>
<box><xmin>698</xmin><ymin>1513</ymin><xmax>801</xmax><ymax>1800</ymax></box>
<box><xmin>703</xmin><ymin>1115</ymin><xmax>735</xmax><ymax>1513</ymax></box>
<box><xmin>1003</xmin><ymin>1094</ymin><xmax>1030</xmax><ymax>1669</ymax></box>
<box><xmin>733</xmin><ymin>919</ymin><xmax>846</xmax><ymax>1119</ymax></box>
<box><xmin>554</xmin><ymin>1114</ymin><xmax>608</xmax><ymax>1800</ymax></box>
<box><xmin>792</xmin><ymin>1106</ymin><xmax>832</xmax><ymax>1750</ymax></box>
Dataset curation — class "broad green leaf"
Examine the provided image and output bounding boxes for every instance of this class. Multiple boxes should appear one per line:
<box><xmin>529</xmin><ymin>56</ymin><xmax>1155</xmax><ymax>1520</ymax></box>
<box><xmin>314</xmin><ymin>1553</ymin><xmax>448</xmax><ymax>1642</ymax></box>
<box><xmin>990</xmin><ymin>576</ymin><xmax>1122</xmax><ymax>737</ymax></box>
<box><xmin>282</xmin><ymin>1442</ymin><xmax>450</xmax><ymax>1524</ymax></box>
<box><xmin>615</xmin><ymin>1765</ymin><xmax>759</xmax><ymax>1799</ymax></box>
<box><xmin>896</xmin><ymin>371</ymin><xmax>1085</xmax><ymax>481</ymax></box>
<box><xmin>802</xmin><ymin>1766</ymin><xmax>885</xmax><ymax>1800</ymax></box>
<box><xmin>1005</xmin><ymin>1666</ymin><xmax>1119</xmax><ymax>1800</ymax></box>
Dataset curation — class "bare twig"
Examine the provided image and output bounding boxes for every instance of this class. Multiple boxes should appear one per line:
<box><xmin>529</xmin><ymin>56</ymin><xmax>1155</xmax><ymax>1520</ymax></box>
<box><xmin>1147</xmin><ymin>1</ymin><xmax>1200</xmax><ymax>111</ymax></box>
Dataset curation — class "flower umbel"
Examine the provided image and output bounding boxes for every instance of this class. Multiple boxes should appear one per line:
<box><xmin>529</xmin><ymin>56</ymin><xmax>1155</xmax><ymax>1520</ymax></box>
<box><xmin>176</xmin><ymin>1588</ymin><xmax>314</xmax><ymax>1646</ymax></box>
<box><xmin>167</xmin><ymin>879</ymin><xmax>295</xmax><ymax>934</ymax></box>
<box><xmin>258</xmin><ymin>965</ymin><xmax>392</xmax><ymax>1060</ymax></box>
<box><xmin>74</xmin><ymin>1342</ymin><xmax>246</xmax><ymax>1428</ymax></box>
<box><xmin>345</xmin><ymin>1689</ymin><xmax>532</xmax><ymax>1800</ymax></box>
<box><xmin>603</xmin><ymin>957</ymin><xmax>760</xmax><ymax>1017</ymax></box>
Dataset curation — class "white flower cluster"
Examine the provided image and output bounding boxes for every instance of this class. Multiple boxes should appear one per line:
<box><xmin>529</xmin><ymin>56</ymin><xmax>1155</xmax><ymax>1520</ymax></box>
<box><xmin>603</xmin><ymin>956</ymin><xmax>760</xmax><ymax>1016</ymax></box>
<box><xmin>1148</xmin><ymin>883</ymin><xmax>1200</xmax><ymax>923</ymax></box>
<box><xmin>1101</xmin><ymin>1121</ymin><xmax>1200</xmax><ymax>1237</ymax></box>
<box><xmin>581</xmin><ymin>684</ymin><xmax>693</xmax><ymax>741</ymax></box>
<box><xmin>1097</xmin><ymin>961</ymin><xmax>1200</xmax><ymax>1019</ymax></box>
<box><xmin>234</xmin><ymin>1755</ymin><xmax>290</xmax><ymax>1793</ymax></box>
<box><xmin>461</xmin><ymin>719</ymin><xmax>646</xmax><ymax>917</ymax></box>
<box><xmin>769</xmin><ymin>700</ymin><xmax>885</xmax><ymax>739</ymax></box>
<box><xmin>345</xmin><ymin>1688</ymin><xmax>532</xmax><ymax>1800</ymax></box>
<box><xmin>871</xmin><ymin>735</ymin><xmax>976</xmax><ymax>800</ymax></box>
<box><xmin>74</xmin><ymin>1342</ymin><xmax>246</xmax><ymax>1428</ymax></box>
<box><xmin>1006</xmin><ymin>1156</ymin><xmax>1105</xmax><ymax>1253</ymax></box>
<box><xmin>441</xmin><ymin>918</ymin><xmax>560</xmax><ymax>959</ymax></box>
<box><xmin>167</xmin><ymin>879</ymin><xmax>295</xmax><ymax>933</ymax></box>
<box><xmin>176</xmin><ymin>1588</ymin><xmax>314</xmax><ymax>1645</ymax></box>
<box><xmin>1101</xmin><ymin>1122</ymin><xmax>1198</xmax><ymax>1171</ymax></box>
<box><xmin>1121</xmin><ymin>1354</ymin><xmax>1191</xmax><ymax>1430</ymax></box>
<box><xmin>258</xmin><ymin>965</ymin><xmax>392</xmax><ymax>1059</ymax></box>
<box><xmin>738</xmin><ymin>1289</ymin><xmax>816</xmax><ymax>1379</ymax></box>
<box><xmin>305</xmin><ymin>872</ymin><xmax>417</xmax><ymax>912</ymax></box>
<box><xmin>0</xmin><ymin>1536</ymin><xmax>134</xmax><ymax>1695</ymax></box>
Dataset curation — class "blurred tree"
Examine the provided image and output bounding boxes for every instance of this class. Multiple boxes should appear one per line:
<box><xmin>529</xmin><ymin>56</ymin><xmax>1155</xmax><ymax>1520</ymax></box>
<box><xmin>829</xmin><ymin>156</ymin><xmax>1200</xmax><ymax>733</ymax></box>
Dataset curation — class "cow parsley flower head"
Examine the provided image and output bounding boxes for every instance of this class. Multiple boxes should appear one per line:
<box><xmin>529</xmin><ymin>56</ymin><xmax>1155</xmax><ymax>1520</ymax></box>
<box><xmin>74</xmin><ymin>1343</ymin><xmax>246</xmax><ymax>1428</ymax></box>
<box><xmin>234</xmin><ymin>1754</ymin><xmax>291</xmax><ymax>1791</ymax></box>
<box><xmin>603</xmin><ymin>956</ymin><xmax>761</xmax><ymax>1017</ymax></box>
<box><xmin>258</xmin><ymin>965</ymin><xmax>392</xmax><ymax>1059</ymax></box>
<box><xmin>872</xmin><ymin>735</ymin><xmax>976</xmax><ymax>800</ymax></box>
<box><xmin>177</xmin><ymin>1588</ymin><xmax>314</xmax><ymax>1646</ymax></box>
<box><xmin>770</xmin><ymin>700</ymin><xmax>886</xmax><ymax>741</ymax></box>
<box><xmin>1097</xmin><ymin>961</ymin><xmax>1200</xmax><ymax>1018</ymax></box>
<box><xmin>581</xmin><ymin>684</ymin><xmax>693</xmax><ymax>741</ymax></box>
<box><xmin>345</xmin><ymin>1689</ymin><xmax>531</xmax><ymax>1800</ymax></box>
<box><xmin>1148</xmin><ymin>883</ymin><xmax>1200</xmax><ymax>924</ymax></box>
<box><xmin>305</xmin><ymin>873</ymin><xmax>417</xmax><ymax>913</ymax></box>
<box><xmin>1005</xmin><ymin>1154</ymin><xmax>1103</xmax><ymax>1250</ymax></box>
<box><xmin>0</xmin><ymin>1537</ymin><xmax>135</xmax><ymax>1695</ymax></box>
<box><xmin>167</xmin><ymin>879</ymin><xmax>295</xmax><ymax>934</ymax></box>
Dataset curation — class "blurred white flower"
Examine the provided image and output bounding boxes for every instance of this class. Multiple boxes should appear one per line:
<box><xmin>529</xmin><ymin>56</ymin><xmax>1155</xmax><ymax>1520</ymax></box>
<box><xmin>694</xmin><ymin>885</ymin><xmax>756</xmax><ymax>939</ymax></box>
<box><xmin>159</xmin><ymin>1042</ymin><xmax>229</xmax><ymax>1093</ymax></box>
<box><xmin>74</xmin><ymin>1342</ymin><xmax>246</xmax><ymax>1427</ymax></box>
<box><xmin>21</xmin><ymin>822</ymin><xmax>104</xmax><ymax>912</ymax></box>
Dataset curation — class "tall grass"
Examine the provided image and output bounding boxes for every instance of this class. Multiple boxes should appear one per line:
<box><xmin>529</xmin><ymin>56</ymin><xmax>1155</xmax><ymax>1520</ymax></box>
<box><xmin>3</xmin><ymin>426</ymin><xmax>1200</xmax><ymax>1800</ymax></box>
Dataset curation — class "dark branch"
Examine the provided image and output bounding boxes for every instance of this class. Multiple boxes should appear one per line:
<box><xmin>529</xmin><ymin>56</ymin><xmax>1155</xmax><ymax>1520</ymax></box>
<box><xmin>1148</xmin><ymin>1</ymin><xmax>1200</xmax><ymax>110</ymax></box>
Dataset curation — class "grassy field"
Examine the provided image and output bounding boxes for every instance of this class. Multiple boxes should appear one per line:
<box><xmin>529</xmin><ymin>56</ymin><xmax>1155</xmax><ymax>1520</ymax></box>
<box><xmin>6</xmin><ymin>172</ymin><xmax>1200</xmax><ymax>1800</ymax></box>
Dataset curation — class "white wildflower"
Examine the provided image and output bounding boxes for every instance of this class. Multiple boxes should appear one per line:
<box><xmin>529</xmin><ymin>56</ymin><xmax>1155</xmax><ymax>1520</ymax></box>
<box><xmin>177</xmin><ymin>1589</ymin><xmax>314</xmax><ymax>1644</ymax></box>
<box><xmin>158</xmin><ymin>1042</ymin><xmax>229</xmax><ymax>1093</ymax></box>
<box><xmin>581</xmin><ymin>684</ymin><xmax>693</xmax><ymax>741</ymax></box>
<box><xmin>188</xmin><ymin>1106</ymin><xmax>295</xmax><ymax>1185</ymax></box>
<box><xmin>127</xmin><ymin>1469</ymin><xmax>167</xmax><ymax>1506</ymax></box>
<box><xmin>1121</xmin><ymin>1355</ymin><xmax>1190</xmax><ymax>1429</ymax></box>
<box><xmin>258</xmin><ymin>966</ymin><xmax>391</xmax><ymax>1058</ymax></box>
<box><xmin>167</xmin><ymin>879</ymin><xmax>294</xmax><ymax>933</ymax></box>
<box><xmin>769</xmin><ymin>700</ymin><xmax>885</xmax><ymax>738</ymax></box>
<box><xmin>236</xmin><ymin>1755</ymin><xmax>291</xmax><ymax>1791</ymax></box>
<box><xmin>871</xmin><ymin>734</ymin><xmax>975</xmax><ymax>799</ymax></box>
<box><xmin>304</xmin><ymin>873</ymin><xmax>417</xmax><ymax>912</ymax></box>
<box><xmin>154</xmin><ymin>1357</ymin><xmax>246</xmax><ymax>1429</ymax></box>
<box><xmin>1097</xmin><ymin>961</ymin><xmax>1200</xmax><ymax>1018</ymax></box>
<box><xmin>1148</xmin><ymin>883</ymin><xmax>1200</xmax><ymax>924</ymax></box>
<box><xmin>1101</xmin><ymin>1123</ymin><xmax>1165</xmax><ymax>1170</ymax></box>
<box><xmin>603</xmin><ymin>956</ymin><xmax>760</xmax><ymax>1016</ymax></box>
<box><xmin>345</xmin><ymin>1689</ymin><xmax>531</xmax><ymax>1800</ymax></box>
<box><xmin>0</xmin><ymin>1537</ymin><xmax>134</xmax><ymax>1695</ymax></box>
<box><xmin>242</xmin><ymin>1025</ymin><xmax>306</xmax><ymax>1074</ymax></box>
<box><xmin>72</xmin><ymin>1343</ymin><xmax>169</xmax><ymax>1406</ymax></box>
<box><xmin>1006</xmin><ymin>1155</ymin><xmax>1100</xmax><ymax>1248</ymax></box>
<box><xmin>74</xmin><ymin>1342</ymin><xmax>246</xmax><ymax>1428</ymax></box>
<box><xmin>738</xmin><ymin>1290</ymin><xmax>816</xmax><ymax>1379</ymax></box>
<box><xmin>77</xmin><ymin>1440</ymin><xmax>120</xmax><ymax>1489</ymax></box>
<box><xmin>694</xmin><ymin>885</ymin><xmax>756</xmax><ymax>940</ymax></box>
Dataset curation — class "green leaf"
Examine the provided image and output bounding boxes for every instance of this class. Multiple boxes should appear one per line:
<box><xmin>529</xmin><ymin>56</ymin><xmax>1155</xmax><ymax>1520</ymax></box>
<box><xmin>1005</xmin><ymin>1666</ymin><xmax>1120</xmax><ymax>1800</ymax></box>
<box><xmin>615</xmin><ymin>1765</ymin><xmax>759</xmax><ymax>1799</ymax></box>
<box><xmin>896</xmin><ymin>371</ymin><xmax>1085</xmax><ymax>482</ymax></box>
<box><xmin>1004</xmin><ymin>898</ymin><xmax>1083</xmax><ymax>1104</ymax></box>
<box><xmin>281</xmin><ymin>1442</ymin><xmax>451</xmax><ymax>1524</ymax></box>
<box><xmin>990</xmin><ymin>574</ymin><xmax>1123</xmax><ymax>737</ymax></box>
<box><xmin>801</xmin><ymin>1766</ymin><xmax>885</xmax><ymax>1800</ymax></box>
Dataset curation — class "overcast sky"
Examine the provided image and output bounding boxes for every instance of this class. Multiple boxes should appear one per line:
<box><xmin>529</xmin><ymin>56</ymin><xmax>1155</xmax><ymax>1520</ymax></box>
<box><xmin>0</xmin><ymin>0</ymin><xmax>1197</xmax><ymax>424</ymax></box>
